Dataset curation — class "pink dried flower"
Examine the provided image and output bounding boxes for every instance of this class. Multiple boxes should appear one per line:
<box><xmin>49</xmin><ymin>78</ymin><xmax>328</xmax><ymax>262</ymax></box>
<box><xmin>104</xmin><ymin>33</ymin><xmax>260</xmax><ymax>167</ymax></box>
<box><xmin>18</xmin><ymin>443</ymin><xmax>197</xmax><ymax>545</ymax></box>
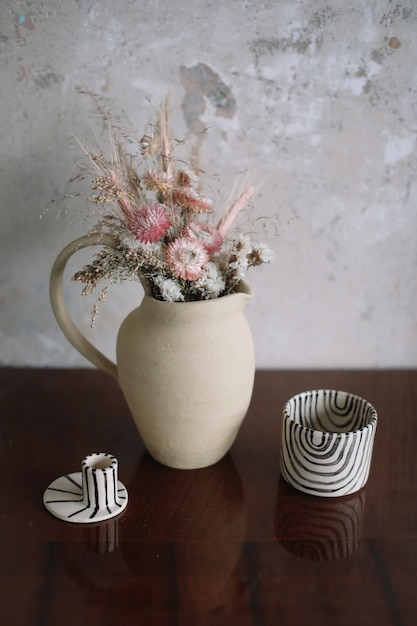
<box><xmin>166</xmin><ymin>237</ymin><xmax>209</xmax><ymax>281</ymax></box>
<box><xmin>172</xmin><ymin>187</ymin><xmax>213</xmax><ymax>213</ymax></box>
<box><xmin>143</xmin><ymin>169</ymin><xmax>175</xmax><ymax>194</ymax></box>
<box><xmin>185</xmin><ymin>221</ymin><xmax>223</xmax><ymax>254</ymax></box>
<box><xmin>217</xmin><ymin>185</ymin><xmax>255</xmax><ymax>237</ymax></box>
<box><xmin>130</xmin><ymin>203</ymin><xmax>171</xmax><ymax>243</ymax></box>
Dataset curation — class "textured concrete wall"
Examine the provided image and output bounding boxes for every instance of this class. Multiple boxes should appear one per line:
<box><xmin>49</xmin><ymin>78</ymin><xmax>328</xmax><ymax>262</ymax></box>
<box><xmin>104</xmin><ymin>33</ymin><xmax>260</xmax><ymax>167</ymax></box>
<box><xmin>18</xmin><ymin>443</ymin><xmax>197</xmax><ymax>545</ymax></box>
<box><xmin>1</xmin><ymin>0</ymin><xmax>416</xmax><ymax>368</ymax></box>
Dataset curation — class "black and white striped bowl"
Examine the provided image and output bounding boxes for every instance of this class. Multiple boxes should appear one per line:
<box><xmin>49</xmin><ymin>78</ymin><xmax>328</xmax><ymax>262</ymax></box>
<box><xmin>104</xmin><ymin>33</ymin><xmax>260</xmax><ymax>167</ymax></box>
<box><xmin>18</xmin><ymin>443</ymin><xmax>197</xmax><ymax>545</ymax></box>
<box><xmin>280</xmin><ymin>390</ymin><xmax>377</xmax><ymax>497</ymax></box>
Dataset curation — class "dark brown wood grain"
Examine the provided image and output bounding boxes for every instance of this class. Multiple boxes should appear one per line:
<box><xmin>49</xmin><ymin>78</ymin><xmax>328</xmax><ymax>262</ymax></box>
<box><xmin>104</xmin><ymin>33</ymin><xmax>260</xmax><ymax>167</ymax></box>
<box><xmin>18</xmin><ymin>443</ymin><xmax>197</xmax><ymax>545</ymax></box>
<box><xmin>0</xmin><ymin>368</ymin><xmax>416</xmax><ymax>625</ymax></box>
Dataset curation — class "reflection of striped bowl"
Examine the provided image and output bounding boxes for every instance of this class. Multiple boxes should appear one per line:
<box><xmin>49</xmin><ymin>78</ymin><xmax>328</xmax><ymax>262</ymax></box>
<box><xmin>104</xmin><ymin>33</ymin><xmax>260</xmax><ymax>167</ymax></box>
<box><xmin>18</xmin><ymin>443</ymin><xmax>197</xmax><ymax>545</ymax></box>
<box><xmin>275</xmin><ymin>478</ymin><xmax>366</xmax><ymax>561</ymax></box>
<box><xmin>281</xmin><ymin>390</ymin><xmax>377</xmax><ymax>497</ymax></box>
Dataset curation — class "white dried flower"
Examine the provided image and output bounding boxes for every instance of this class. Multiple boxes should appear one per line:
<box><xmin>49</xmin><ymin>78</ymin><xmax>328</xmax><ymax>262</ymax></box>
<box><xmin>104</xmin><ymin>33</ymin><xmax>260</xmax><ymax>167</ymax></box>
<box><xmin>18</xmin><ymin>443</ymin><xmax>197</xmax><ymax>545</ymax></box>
<box><xmin>249</xmin><ymin>243</ymin><xmax>275</xmax><ymax>266</ymax></box>
<box><xmin>120</xmin><ymin>233</ymin><xmax>142</xmax><ymax>250</ymax></box>
<box><xmin>196</xmin><ymin>262</ymin><xmax>225</xmax><ymax>298</ymax></box>
<box><xmin>152</xmin><ymin>276</ymin><xmax>185</xmax><ymax>302</ymax></box>
<box><xmin>235</xmin><ymin>233</ymin><xmax>253</xmax><ymax>254</ymax></box>
<box><xmin>228</xmin><ymin>256</ymin><xmax>249</xmax><ymax>281</ymax></box>
<box><xmin>120</xmin><ymin>234</ymin><xmax>162</xmax><ymax>256</ymax></box>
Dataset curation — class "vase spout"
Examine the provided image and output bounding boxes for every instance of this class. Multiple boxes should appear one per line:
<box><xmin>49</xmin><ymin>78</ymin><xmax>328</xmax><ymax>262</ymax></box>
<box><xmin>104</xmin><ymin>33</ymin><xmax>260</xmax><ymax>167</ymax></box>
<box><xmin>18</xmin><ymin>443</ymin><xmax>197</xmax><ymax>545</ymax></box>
<box><xmin>235</xmin><ymin>279</ymin><xmax>253</xmax><ymax>301</ymax></box>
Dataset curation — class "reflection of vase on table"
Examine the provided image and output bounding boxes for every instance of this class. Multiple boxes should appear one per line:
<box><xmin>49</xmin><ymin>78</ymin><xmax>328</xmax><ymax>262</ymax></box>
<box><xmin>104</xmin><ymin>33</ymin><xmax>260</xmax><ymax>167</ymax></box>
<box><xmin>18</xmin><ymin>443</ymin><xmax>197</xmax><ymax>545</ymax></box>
<box><xmin>121</xmin><ymin>453</ymin><xmax>247</xmax><ymax>617</ymax></box>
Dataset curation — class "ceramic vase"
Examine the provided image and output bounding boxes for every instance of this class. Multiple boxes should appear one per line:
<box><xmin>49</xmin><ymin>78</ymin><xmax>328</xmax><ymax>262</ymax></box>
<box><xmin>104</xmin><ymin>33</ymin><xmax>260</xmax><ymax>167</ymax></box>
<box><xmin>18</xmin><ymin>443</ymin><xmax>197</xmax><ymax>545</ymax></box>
<box><xmin>50</xmin><ymin>234</ymin><xmax>255</xmax><ymax>469</ymax></box>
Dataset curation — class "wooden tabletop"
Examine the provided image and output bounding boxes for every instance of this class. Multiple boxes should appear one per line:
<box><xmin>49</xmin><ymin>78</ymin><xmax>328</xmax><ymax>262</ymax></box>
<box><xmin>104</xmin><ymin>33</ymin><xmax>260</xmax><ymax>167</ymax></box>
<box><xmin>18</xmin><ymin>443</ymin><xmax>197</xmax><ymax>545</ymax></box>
<box><xmin>1</xmin><ymin>368</ymin><xmax>416</xmax><ymax>626</ymax></box>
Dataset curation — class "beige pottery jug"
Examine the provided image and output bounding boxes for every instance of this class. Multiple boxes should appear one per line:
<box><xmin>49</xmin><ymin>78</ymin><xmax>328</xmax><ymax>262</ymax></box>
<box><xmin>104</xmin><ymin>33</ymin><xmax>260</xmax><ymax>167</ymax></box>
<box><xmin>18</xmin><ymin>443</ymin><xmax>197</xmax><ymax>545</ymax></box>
<box><xmin>50</xmin><ymin>234</ymin><xmax>255</xmax><ymax>469</ymax></box>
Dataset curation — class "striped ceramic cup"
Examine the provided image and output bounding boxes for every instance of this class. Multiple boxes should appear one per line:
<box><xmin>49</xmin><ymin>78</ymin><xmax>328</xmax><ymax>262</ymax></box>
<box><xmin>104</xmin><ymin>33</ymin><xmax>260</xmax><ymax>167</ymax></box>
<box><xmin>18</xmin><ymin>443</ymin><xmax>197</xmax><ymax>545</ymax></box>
<box><xmin>280</xmin><ymin>389</ymin><xmax>378</xmax><ymax>497</ymax></box>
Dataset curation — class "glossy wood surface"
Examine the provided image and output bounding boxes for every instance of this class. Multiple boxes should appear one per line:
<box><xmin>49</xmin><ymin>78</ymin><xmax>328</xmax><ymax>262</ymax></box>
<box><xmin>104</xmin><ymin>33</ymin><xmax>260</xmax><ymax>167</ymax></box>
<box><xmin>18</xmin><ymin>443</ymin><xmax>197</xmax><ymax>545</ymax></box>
<box><xmin>1</xmin><ymin>368</ymin><xmax>416</xmax><ymax>625</ymax></box>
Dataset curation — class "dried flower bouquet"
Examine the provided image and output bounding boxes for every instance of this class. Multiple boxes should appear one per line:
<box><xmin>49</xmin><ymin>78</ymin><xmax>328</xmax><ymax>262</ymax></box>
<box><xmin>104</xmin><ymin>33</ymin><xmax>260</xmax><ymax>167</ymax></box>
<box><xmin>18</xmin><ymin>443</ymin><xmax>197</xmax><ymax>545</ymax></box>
<box><xmin>71</xmin><ymin>98</ymin><xmax>274</xmax><ymax>321</ymax></box>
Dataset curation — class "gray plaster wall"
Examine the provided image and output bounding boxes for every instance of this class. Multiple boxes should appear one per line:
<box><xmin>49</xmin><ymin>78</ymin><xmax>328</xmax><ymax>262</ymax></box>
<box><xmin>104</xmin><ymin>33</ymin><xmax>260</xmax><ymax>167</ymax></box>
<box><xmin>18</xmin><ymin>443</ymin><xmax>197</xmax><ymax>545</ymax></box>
<box><xmin>1</xmin><ymin>0</ymin><xmax>416</xmax><ymax>368</ymax></box>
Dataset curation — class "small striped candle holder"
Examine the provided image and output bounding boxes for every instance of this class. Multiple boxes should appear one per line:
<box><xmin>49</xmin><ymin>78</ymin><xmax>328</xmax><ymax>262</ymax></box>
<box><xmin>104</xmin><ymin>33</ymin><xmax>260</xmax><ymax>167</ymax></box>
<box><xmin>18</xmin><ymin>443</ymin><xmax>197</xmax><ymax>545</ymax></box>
<box><xmin>43</xmin><ymin>452</ymin><xmax>128</xmax><ymax>523</ymax></box>
<box><xmin>280</xmin><ymin>390</ymin><xmax>378</xmax><ymax>497</ymax></box>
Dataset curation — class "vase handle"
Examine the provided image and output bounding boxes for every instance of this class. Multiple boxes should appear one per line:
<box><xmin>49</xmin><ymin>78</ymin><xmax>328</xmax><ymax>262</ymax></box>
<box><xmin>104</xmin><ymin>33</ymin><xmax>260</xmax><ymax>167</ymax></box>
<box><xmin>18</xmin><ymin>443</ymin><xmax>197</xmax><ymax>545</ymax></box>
<box><xmin>50</xmin><ymin>234</ymin><xmax>120</xmax><ymax>381</ymax></box>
